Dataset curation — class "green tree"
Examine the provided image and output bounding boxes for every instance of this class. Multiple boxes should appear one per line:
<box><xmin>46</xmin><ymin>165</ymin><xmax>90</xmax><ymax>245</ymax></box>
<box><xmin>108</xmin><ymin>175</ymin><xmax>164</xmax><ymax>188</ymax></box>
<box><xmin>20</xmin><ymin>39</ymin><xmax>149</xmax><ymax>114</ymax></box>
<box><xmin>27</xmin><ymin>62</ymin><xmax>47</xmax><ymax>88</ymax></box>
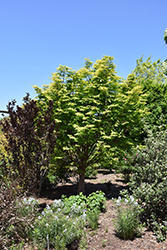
<box><xmin>34</xmin><ymin>56</ymin><xmax>146</xmax><ymax>193</ymax></box>
<box><xmin>163</xmin><ymin>28</ymin><xmax>167</xmax><ymax>76</ymax></box>
<box><xmin>132</xmin><ymin>56</ymin><xmax>167</xmax><ymax>134</ymax></box>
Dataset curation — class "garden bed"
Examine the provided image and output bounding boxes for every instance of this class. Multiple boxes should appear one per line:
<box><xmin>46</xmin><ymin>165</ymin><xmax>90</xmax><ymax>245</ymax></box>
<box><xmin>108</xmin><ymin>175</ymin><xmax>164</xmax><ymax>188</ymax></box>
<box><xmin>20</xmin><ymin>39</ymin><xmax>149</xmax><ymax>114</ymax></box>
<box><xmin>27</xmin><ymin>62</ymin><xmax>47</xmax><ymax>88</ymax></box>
<box><xmin>35</xmin><ymin>170</ymin><xmax>167</xmax><ymax>250</ymax></box>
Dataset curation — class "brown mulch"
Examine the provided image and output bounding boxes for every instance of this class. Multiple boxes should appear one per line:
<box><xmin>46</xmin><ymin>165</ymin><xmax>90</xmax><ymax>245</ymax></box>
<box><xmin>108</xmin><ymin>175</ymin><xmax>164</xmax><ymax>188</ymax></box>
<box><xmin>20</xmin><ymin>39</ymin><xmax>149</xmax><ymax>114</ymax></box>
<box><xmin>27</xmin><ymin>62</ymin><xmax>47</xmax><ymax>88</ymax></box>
<box><xmin>35</xmin><ymin>170</ymin><xmax>167</xmax><ymax>250</ymax></box>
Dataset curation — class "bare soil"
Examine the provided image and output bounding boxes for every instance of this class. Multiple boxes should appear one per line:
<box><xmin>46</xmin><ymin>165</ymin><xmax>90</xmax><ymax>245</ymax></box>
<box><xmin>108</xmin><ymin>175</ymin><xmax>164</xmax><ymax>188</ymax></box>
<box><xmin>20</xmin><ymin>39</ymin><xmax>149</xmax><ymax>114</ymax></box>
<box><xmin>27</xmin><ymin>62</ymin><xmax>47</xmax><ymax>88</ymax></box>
<box><xmin>36</xmin><ymin>170</ymin><xmax>167</xmax><ymax>250</ymax></box>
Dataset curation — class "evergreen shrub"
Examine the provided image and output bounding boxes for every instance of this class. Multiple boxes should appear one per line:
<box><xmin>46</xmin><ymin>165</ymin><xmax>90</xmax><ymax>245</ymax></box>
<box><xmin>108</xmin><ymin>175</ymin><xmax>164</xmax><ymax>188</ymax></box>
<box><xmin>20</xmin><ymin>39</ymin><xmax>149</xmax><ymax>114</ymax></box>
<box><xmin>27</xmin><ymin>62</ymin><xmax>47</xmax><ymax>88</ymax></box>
<box><xmin>129</xmin><ymin>128</ymin><xmax>167</xmax><ymax>240</ymax></box>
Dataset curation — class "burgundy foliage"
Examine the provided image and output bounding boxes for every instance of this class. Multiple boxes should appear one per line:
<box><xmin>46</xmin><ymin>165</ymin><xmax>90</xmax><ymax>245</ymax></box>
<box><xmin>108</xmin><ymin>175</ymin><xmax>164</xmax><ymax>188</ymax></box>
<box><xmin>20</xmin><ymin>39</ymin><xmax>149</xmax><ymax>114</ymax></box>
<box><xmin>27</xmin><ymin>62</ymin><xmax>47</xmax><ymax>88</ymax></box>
<box><xmin>0</xmin><ymin>93</ymin><xmax>57</xmax><ymax>195</ymax></box>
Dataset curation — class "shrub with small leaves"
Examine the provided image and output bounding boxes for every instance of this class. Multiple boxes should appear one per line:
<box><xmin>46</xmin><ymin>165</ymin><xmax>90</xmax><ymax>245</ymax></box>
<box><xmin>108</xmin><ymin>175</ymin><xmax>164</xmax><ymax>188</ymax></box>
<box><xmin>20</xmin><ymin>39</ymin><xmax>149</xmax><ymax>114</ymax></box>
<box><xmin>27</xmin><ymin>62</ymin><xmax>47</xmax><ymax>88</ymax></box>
<box><xmin>129</xmin><ymin>128</ymin><xmax>167</xmax><ymax>240</ymax></box>
<box><xmin>151</xmin><ymin>214</ymin><xmax>167</xmax><ymax>242</ymax></box>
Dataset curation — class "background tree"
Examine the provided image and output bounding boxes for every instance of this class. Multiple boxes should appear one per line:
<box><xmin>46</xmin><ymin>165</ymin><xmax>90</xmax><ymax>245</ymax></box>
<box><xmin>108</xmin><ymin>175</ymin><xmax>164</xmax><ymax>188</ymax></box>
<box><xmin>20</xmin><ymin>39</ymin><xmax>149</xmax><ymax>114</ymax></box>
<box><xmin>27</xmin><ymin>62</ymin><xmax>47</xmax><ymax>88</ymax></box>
<box><xmin>132</xmin><ymin>56</ymin><xmax>167</xmax><ymax>136</ymax></box>
<box><xmin>0</xmin><ymin>93</ymin><xmax>57</xmax><ymax>196</ymax></box>
<box><xmin>34</xmin><ymin>56</ymin><xmax>146</xmax><ymax>193</ymax></box>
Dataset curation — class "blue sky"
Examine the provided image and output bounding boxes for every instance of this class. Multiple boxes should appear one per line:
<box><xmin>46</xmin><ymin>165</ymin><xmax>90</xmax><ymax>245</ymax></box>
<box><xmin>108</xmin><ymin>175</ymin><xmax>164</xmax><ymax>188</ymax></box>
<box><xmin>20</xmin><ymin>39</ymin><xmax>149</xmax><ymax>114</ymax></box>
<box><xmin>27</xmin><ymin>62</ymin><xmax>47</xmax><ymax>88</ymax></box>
<box><xmin>0</xmin><ymin>0</ymin><xmax>167</xmax><ymax>111</ymax></box>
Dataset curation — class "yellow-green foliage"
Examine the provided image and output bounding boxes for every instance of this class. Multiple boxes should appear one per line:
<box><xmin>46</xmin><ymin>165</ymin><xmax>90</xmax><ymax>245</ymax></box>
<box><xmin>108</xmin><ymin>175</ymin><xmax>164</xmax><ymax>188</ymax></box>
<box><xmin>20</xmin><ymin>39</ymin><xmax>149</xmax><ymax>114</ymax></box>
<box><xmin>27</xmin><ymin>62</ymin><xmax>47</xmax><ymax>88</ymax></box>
<box><xmin>34</xmin><ymin>56</ymin><xmax>147</xmax><ymax>193</ymax></box>
<box><xmin>0</xmin><ymin>127</ymin><xmax>7</xmax><ymax>160</ymax></box>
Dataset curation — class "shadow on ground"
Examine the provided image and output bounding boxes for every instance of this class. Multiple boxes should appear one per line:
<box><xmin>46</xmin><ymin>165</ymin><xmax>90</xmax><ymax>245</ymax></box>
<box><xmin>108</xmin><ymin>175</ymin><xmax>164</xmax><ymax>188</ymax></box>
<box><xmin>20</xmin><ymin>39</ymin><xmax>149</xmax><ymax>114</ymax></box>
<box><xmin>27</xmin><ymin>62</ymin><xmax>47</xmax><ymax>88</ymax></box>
<box><xmin>39</xmin><ymin>171</ymin><xmax>128</xmax><ymax>202</ymax></box>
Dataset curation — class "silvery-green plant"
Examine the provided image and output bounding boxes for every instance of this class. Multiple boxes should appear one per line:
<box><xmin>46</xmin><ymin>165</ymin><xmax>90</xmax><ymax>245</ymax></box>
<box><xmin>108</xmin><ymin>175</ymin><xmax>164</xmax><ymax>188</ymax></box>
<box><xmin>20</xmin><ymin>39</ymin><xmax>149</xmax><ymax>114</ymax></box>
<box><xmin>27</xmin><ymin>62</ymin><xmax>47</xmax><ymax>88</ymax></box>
<box><xmin>113</xmin><ymin>190</ymin><xmax>143</xmax><ymax>240</ymax></box>
<box><xmin>16</xmin><ymin>197</ymin><xmax>39</xmax><ymax>217</ymax></box>
<box><xmin>30</xmin><ymin>191</ymin><xmax>106</xmax><ymax>249</ymax></box>
<box><xmin>86</xmin><ymin>209</ymin><xmax>100</xmax><ymax>230</ymax></box>
<box><xmin>32</xmin><ymin>202</ymin><xmax>85</xmax><ymax>250</ymax></box>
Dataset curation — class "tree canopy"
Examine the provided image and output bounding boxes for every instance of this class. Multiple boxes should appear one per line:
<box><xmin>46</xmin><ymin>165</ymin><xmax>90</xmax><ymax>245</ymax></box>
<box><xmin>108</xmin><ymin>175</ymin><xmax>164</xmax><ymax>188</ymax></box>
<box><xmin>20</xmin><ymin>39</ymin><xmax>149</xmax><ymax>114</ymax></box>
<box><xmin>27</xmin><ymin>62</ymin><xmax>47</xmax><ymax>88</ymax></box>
<box><xmin>132</xmin><ymin>56</ymin><xmax>167</xmax><ymax>133</ymax></box>
<box><xmin>34</xmin><ymin>56</ymin><xmax>146</xmax><ymax>193</ymax></box>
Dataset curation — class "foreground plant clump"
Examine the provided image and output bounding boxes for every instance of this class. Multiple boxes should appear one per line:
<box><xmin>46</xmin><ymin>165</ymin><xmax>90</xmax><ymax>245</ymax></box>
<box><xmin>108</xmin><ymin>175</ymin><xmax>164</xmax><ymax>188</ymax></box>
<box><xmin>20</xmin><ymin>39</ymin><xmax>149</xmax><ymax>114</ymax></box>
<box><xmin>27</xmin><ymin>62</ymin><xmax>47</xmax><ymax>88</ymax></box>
<box><xmin>0</xmin><ymin>182</ymin><xmax>39</xmax><ymax>250</ymax></box>
<box><xmin>113</xmin><ymin>190</ymin><xmax>143</xmax><ymax>240</ymax></box>
<box><xmin>32</xmin><ymin>191</ymin><xmax>106</xmax><ymax>249</ymax></box>
<box><xmin>4</xmin><ymin>190</ymin><xmax>106</xmax><ymax>250</ymax></box>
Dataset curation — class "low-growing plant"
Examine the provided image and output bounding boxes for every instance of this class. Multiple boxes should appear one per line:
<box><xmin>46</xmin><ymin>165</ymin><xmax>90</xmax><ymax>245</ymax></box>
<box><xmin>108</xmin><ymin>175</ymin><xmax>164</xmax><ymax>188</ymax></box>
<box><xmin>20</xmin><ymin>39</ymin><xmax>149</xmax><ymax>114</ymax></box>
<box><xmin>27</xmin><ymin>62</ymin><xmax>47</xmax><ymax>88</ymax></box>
<box><xmin>77</xmin><ymin>232</ymin><xmax>87</xmax><ymax>250</ymax></box>
<box><xmin>105</xmin><ymin>226</ymin><xmax>108</xmax><ymax>233</ymax></box>
<box><xmin>62</xmin><ymin>190</ymin><xmax>106</xmax><ymax>213</ymax></box>
<box><xmin>16</xmin><ymin>197</ymin><xmax>39</xmax><ymax>216</ymax></box>
<box><xmin>61</xmin><ymin>192</ymin><xmax>87</xmax><ymax>215</ymax></box>
<box><xmin>86</xmin><ymin>209</ymin><xmax>100</xmax><ymax>230</ymax></box>
<box><xmin>2</xmin><ymin>190</ymin><xmax>106</xmax><ymax>249</ymax></box>
<box><xmin>113</xmin><ymin>190</ymin><xmax>143</xmax><ymax>240</ymax></box>
<box><xmin>9</xmin><ymin>241</ymin><xmax>26</xmax><ymax>250</ymax></box>
<box><xmin>32</xmin><ymin>206</ymin><xmax>85</xmax><ymax>249</ymax></box>
<box><xmin>86</xmin><ymin>191</ymin><xmax>106</xmax><ymax>212</ymax></box>
<box><xmin>102</xmin><ymin>238</ymin><xmax>107</xmax><ymax>248</ymax></box>
<box><xmin>31</xmin><ymin>197</ymin><xmax>87</xmax><ymax>249</ymax></box>
<box><xmin>29</xmin><ymin>191</ymin><xmax>106</xmax><ymax>249</ymax></box>
<box><xmin>128</xmin><ymin>128</ymin><xmax>167</xmax><ymax>240</ymax></box>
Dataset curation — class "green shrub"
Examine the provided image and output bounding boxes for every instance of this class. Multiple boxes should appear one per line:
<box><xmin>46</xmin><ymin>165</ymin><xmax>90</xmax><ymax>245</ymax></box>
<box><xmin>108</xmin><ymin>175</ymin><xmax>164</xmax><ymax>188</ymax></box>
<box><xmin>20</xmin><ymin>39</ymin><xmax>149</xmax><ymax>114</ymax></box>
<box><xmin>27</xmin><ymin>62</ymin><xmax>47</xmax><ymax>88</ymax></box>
<box><xmin>61</xmin><ymin>192</ymin><xmax>87</xmax><ymax>215</ymax></box>
<box><xmin>62</xmin><ymin>190</ymin><xmax>106</xmax><ymax>213</ymax></box>
<box><xmin>86</xmin><ymin>191</ymin><xmax>106</xmax><ymax>212</ymax></box>
<box><xmin>116</xmin><ymin>144</ymin><xmax>144</xmax><ymax>182</ymax></box>
<box><xmin>116</xmin><ymin>158</ymin><xmax>135</xmax><ymax>182</ymax></box>
<box><xmin>129</xmin><ymin>129</ymin><xmax>167</xmax><ymax>240</ymax></box>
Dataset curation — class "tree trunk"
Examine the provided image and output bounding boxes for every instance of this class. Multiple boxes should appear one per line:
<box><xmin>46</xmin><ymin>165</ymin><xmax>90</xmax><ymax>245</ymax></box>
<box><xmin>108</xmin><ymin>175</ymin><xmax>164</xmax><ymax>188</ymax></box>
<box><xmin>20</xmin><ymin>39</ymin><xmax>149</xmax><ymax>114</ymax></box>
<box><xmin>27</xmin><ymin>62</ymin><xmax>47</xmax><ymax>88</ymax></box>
<box><xmin>78</xmin><ymin>172</ymin><xmax>85</xmax><ymax>194</ymax></box>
